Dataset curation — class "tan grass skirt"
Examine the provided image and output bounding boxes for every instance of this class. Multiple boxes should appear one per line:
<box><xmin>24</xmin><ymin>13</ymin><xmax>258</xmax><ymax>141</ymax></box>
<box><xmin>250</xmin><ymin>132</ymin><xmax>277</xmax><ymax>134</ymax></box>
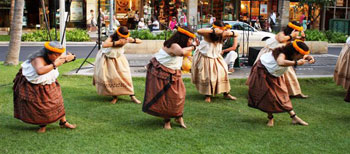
<box><xmin>93</xmin><ymin>51</ymin><xmax>134</xmax><ymax>96</ymax></box>
<box><xmin>334</xmin><ymin>44</ymin><xmax>350</xmax><ymax>89</ymax></box>
<box><xmin>13</xmin><ymin>69</ymin><xmax>65</xmax><ymax>125</ymax></box>
<box><xmin>191</xmin><ymin>52</ymin><xmax>230</xmax><ymax>96</ymax></box>
<box><xmin>247</xmin><ymin>61</ymin><xmax>293</xmax><ymax>113</ymax></box>
<box><xmin>142</xmin><ymin>58</ymin><xmax>185</xmax><ymax>118</ymax></box>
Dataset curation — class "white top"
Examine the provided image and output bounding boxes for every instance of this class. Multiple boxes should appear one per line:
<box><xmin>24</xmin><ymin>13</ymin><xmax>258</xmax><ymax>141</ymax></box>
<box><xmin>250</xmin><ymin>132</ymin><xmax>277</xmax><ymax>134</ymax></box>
<box><xmin>260</xmin><ymin>52</ymin><xmax>288</xmax><ymax>77</ymax></box>
<box><xmin>197</xmin><ymin>40</ymin><xmax>222</xmax><ymax>58</ymax></box>
<box><xmin>265</xmin><ymin>37</ymin><xmax>280</xmax><ymax>49</ymax></box>
<box><xmin>346</xmin><ymin>36</ymin><xmax>350</xmax><ymax>45</ymax></box>
<box><xmin>21</xmin><ymin>60</ymin><xmax>59</xmax><ymax>85</ymax></box>
<box><xmin>154</xmin><ymin>48</ymin><xmax>183</xmax><ymax>70</ymax></box>
<box><xmin>153</xmin><ymin>20</ymin><xmax>159</xmax><ymax>29</ymax></box>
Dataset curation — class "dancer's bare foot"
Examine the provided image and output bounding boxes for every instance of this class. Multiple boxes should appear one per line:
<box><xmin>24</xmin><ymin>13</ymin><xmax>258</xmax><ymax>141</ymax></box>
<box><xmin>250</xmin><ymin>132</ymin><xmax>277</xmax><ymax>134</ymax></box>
<box><xmin>205</xmin><ymin>96</ymin><xmax>211</xmax><ymax>102</ymax></box>
<box><xmin>60</xmin><ymin>121</ymin><xmax>77</xmax><ymax>129</ymax></box>
<box><xmin>110</xmin><ymin>96</ymin><xmax>118</xmax><ymax>104</ymax></box>
<box><xmin>37</xmin><ymin>126</ymin><xmax>46</xmax><ymax>133</ymax></box>
<box><xmin>224</xmin><ymin>94</ymin><xmax>237</xmax><ymax>100</ymax></box>
<box><xmin>267</xmin><ymin>118</ymin><xmax>274</xmax><ymax>127</ymax></box>
<box><xmin>130</xmin><ymin>95</ymin><xmax>141</xmax><ymax>104</ymax></box>
<box><xmin>164</xmin><ymin>121</ymin><xmax>172</xmax><ymax>130</ymax></box>
<box><xmin>292</xmin><ymin>116</ymin><xmax>308</xmax><ymax>126</ymax></box>
<box><xmin>175</xmin><ymin>117</ymin><xmax>187</xmax><ymax>129</ymax></box>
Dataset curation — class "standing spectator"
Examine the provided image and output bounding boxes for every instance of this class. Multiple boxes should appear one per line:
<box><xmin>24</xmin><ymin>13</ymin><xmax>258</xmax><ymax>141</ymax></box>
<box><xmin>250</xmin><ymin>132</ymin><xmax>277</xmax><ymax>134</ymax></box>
<box><xmin>209</xmin><ymin>15</ymin><xmax>216</xmax><ymax>24</ymax></box>
<box><xmin>113</xmin><ymin>15</ymin><xmax>120</xmax><ymax>30</ymax></box>
<box><xmin>269</xmin><ymin>11</ymin><xmax>276</xmax><ymax>29</ymax></box>
<box><xmin>134</xmin><ymin>10</ymin><xmax>140</xmax><ymax>29</ymax></box>
<box><xmin>88</xmin><ymin>10</ymin><xmax>96</xmax><ymax>32</ymax></box>
<box><xmin>180</xmin><ymin>12</ymin><xmax>187</xmax><ymax>26</ymax></box>
<box><xmin>302</xmin><ymin>17</ymin><xmax>309</xmax><ymax>31</ymax></box>
<box><xmin>299</xmin><ymin>13</ymin><xmax>305</xmax><ymax>25</ymax></box>
<box><xmin>169</xmin><ymin>17</ymin><xmax>177</xmax><ymax>30</ymax></box>
<box><xmin>125</xmin><ymin>9</ymin><xmax>135</xmax><ymax>29</ymax></box>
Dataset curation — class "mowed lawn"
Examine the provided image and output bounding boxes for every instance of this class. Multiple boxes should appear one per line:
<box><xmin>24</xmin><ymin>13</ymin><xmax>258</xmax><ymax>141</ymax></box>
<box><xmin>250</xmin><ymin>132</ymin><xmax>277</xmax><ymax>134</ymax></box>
<box><xmin>0</xmin><ymin>59</ymin><xmax>349</xmax><ymax>153</ymax></box>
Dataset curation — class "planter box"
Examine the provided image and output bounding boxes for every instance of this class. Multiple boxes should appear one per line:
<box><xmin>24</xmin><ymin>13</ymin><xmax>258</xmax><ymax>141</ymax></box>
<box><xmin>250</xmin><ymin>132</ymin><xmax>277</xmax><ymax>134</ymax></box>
<box><xmin>124</xmin><ymin>40</ymin><xmax>164</xmax><ymax>54</ymax></box>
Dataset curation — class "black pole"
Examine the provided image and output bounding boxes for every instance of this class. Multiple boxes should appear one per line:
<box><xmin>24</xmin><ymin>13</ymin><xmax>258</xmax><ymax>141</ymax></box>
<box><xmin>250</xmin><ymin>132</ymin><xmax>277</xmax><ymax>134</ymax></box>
<box><xmin>54</xmin><ymin>0</ymin><xmax>57</xmax><ymax>40</ymax></box>
<box><xmin>40</xmin><ymin>0</ymin><xmax>52</xmax><ymax>41</ymax></box>
<box><xmin>97</xmin><ymin>0</ymin><xmax>101</xmax><ymax>50</ymax></box>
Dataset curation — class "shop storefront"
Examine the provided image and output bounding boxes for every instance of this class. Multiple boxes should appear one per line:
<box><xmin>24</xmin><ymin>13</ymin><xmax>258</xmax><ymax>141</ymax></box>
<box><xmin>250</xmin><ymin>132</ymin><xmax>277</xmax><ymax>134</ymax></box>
<box><xmin>239</xmin><ymin>0</ymin><xmax>278</xmax><ymax>23</ymax></box>
<box><xmin>0</xmin><ymin>0</ymin><xmax>11</xmax><ymax>28</ymax></box>
<box><xmin>289</xmin><ymin>1</ymin><xmax>308</xmax><ymax>22</ymax></box>
<box><xmin>323</xmin><ymin>0</ymin><xmax>350</xmax><ymax>31</ymax></box>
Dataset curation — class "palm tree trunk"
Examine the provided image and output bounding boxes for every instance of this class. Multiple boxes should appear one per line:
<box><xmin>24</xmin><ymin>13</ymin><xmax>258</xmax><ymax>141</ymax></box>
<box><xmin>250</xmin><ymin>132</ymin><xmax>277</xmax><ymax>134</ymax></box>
<box><xmin>9</xmin><ymin>0</ymin><xmax>15</xmax><ymax>34</ymax></box>
<box><xmin>4</xmin><ymin>0</ymin><xmax>25</xmax><ymax>66</ymax></box>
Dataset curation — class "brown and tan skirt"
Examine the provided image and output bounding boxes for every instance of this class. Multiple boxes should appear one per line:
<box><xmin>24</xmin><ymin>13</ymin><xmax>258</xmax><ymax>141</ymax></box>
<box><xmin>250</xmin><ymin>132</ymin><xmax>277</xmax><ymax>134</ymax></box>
<box><xmin>142</xmin><ymin>58</ymin><xmax>185</xmax><ymax>119</ymax></box>
<box><xmin>191</xmin><ymin>52</ymin><xmax>230</xmax><ymax>96</ymax></box>
<box><xmin>283</xmin><ymin>67</ymin><xmax>302</xmax><ymax>96</ymax></box>
<box><xmin>334</xmin><ymin>44</ymin><xmax>350</xmax><ymax>90</ymax></box>
<box><xmin>93</xmin><ymin>51</ymin><xmax>134</xmax><ymax>96</ymax></box>
<box><xmin>247</xmin><ymin>60</ymin><xmax>293</xmax><ymax>113</ymax></box>
<box><xmin>13</xmin><ymin>69</ymin><xmax>65</xmax><ymax>125</ymax></box>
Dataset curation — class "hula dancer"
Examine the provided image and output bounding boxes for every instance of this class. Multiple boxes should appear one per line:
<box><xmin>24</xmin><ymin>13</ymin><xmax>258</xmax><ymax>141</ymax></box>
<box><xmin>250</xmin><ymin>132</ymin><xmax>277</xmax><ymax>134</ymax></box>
<box><xmin>191</xmin><ymin>20</ymin><xmax>236</xmax><ymax>102</ymax></box>
<box><xmin>142</xmin><ymin>26</ymin><xmax>197</xmax><ymax>129</ymax></box>
<box><xmin>13</xmin><ymin>41</ymin><xmax>76</xmax><ymax>133</ymax></box>
<box><xmin>93</xmin><ymin>26</ymin><xmax>142</xmax><ymax>104</ymax></box>
<box><xmin>334</xmin><ymin>37</ymin><xmax>350</xmax><ymax>102</ymax></box>
<box><xmin>247</xmin><ymin>40</ymin><xmax>315</xmax><ymax>126</ymax></box>
<box><xmin>254</xmin><ymin>21</ymin><xmax>308</xmax><ymax>98</ymax></box>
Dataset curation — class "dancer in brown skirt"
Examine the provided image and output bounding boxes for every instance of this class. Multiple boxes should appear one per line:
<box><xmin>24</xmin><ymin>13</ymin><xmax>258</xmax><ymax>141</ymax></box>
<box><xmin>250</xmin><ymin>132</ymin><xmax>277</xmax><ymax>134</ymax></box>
<box><xmin>253</xmin><ymin>21</ymin><xmax>308</xmax><ymax>98</ymax></box>
<box><xmin>191</xmin><ymin>20</ymin><xmax>237</xmax><ymax>102</ymax></box>
<box><xmin>334</xmin><ymin>37</ymin><xmax>350</xmax><ymax>102</ymax></box>
<box><xmin>93</xmin><ymin>26</ymin><xmax>142</xmax><ymax>104</ymax></box>
<box><xmin>248</xmin><ymin>40</ymin><xmax>315</xmax><ymax>126</ymax></box>
<box><xmin>13</xmin><ymin>41</ymin><xmax>76</xmax><ymax>133</ymax></box>
<box><xmin>143</xmin><ymin>26</ymin><xmax>197</xmax><ymax>129</ymax></box>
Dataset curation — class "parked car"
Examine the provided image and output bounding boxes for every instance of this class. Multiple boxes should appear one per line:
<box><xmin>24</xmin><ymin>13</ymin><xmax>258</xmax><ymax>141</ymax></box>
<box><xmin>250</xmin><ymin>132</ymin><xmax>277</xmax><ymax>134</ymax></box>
<box><xmin>223</xmin><ymin>21</ymin><xmax>276</xmax><ymax>43</ymax></box>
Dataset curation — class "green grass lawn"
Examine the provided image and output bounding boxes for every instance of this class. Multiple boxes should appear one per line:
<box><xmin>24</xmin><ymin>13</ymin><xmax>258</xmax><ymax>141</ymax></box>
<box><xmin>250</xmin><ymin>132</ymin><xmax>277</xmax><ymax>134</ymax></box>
<box><xmin>0</xmin><ymin>35</ymin><xmax>10</xmax><ymax>41</ymax></box>
<box><xmin>0</xmin><ymin>59</ymin><xmax>350</xmax><ymax>153</ymax></box>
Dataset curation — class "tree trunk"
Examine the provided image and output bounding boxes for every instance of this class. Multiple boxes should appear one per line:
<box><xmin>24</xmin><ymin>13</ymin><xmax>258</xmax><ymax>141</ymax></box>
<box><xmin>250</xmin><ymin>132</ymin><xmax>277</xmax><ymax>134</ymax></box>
<box><xmin>4</xmin><ymin>0</ymin><xmax>25</xmax><ymax>66</ymax></box>
<box><xmin>8</xmin><ymin>0</ymin><xmax>15</xmax><ymax>34</ymax></box>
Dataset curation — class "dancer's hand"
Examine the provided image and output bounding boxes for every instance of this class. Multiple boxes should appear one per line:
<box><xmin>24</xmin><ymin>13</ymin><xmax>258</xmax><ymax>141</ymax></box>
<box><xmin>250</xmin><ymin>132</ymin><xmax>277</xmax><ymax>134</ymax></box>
<box><xmin>303</xmin><ymin>55</ymin><xmax>315</xmax><ymax>64</ymax></box>
<box><xmin>54</xmin><ymin>57</ymin><xmax>66</xmax><ymax>67</ymax></box>
<box><xmin>296</xmin><ymin>59</ymin><xmax>307</xmax><ymax>66</ymax></box>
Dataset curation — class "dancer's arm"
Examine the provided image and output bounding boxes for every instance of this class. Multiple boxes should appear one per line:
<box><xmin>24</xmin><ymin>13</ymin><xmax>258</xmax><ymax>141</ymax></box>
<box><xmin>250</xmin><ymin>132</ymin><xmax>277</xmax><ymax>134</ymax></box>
<box><xmin>31</xmin><ymin>57</ymin><xmax>65</xmax><ymax>75</ymax></box>
<box><xmin>276</xmin><ymin>53</ymin><xmax>307</xmax><ymax>67</ymax></box>
<box><xmin>164</xmin><ymin>43</ymin><xmax>195</xmax><ymax>57</ymax></box>
<box><xmin>102</xmin><ymin>37</ymin><xmax>127</xmax><ymax>48</ymax></box>
<box><xmin>197</xmin><ymin>28</ymin><xmax>224</xmax><ymax>38</ymax></box>
<box><xmin>127</xmin><ymin>37</ymin><xmax>142</xmax><ymax>44</ymax></box>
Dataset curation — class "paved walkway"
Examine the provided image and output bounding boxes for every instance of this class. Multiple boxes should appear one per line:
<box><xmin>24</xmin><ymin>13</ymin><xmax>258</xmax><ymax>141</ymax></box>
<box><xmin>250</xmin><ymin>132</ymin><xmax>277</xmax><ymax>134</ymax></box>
<box><xmin>66</xmin><ymin>53</ymin><xmax>338</xmax><ymax>78</ymax></box>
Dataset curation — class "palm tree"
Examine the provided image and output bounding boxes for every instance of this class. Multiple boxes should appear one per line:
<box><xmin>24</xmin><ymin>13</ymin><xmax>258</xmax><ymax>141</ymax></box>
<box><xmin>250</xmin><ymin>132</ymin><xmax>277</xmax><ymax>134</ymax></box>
<box><xmin>4</xmin><ymin>0</ymin><xmax>25</xmax><ymax>66</ymax></box>
<box><xmin>9</xmin><ymin>0</ymin><xmax>15</xmax><ymax>34</ymax></box>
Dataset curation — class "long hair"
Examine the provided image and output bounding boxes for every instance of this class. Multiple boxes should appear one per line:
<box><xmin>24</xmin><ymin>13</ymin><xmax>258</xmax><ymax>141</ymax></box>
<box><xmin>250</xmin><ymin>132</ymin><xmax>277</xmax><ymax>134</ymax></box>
<box><xmin>110</xmin><ymin>26</ymin><xmax>129</xmax><ymax>42</ymax></box>
<box><xmin>210</xmin><ymin>20</ymin><xmax>224</xmax><ymax>43</ymax></box>
<box><xmin>283</xmin><ymin>21</ymin><xmax>301</xmax><ymax>35</ymax></box>
<box><xmin>163</xmin><ymin>26</ymin><xmax>194</xmax><ymax>48</ymax></box>
<box><xmin>272</xmin><ymin>41</ymin><xmax>309</xmax><ymax>60</ymax></box>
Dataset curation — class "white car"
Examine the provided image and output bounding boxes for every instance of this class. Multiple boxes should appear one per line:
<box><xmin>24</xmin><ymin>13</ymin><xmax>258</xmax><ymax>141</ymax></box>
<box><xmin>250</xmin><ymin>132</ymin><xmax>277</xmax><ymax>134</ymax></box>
<box><xmin>223</xmin><ymin>21</ymin><xmax>275</xmax><ymax>44</ymax></box>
